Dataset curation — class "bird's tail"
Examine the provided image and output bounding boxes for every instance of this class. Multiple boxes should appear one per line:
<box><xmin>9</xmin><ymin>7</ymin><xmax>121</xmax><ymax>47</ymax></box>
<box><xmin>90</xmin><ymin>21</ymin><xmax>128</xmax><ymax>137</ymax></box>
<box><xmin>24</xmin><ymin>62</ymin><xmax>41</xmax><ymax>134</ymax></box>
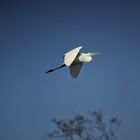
<box><xmin>46</xmin><ymin>64</ymin><xmax>66</xmax><ymax>73</ymax></box>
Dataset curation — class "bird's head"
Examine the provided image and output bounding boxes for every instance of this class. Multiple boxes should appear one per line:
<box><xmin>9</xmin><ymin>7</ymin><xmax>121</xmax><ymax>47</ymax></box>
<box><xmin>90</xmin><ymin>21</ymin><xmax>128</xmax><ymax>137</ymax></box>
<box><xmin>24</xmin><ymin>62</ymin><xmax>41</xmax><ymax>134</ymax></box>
<box><xmin>89</xmin><ymin>52</ymin><xmax>101</xmax><ymax>57</ymax></box>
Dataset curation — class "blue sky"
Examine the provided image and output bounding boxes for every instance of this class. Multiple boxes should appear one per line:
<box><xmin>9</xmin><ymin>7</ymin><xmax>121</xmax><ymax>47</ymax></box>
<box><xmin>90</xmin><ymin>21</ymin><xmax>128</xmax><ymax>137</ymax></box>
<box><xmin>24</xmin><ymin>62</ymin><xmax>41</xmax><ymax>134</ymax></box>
<box><xmin>1</xmin><ymin>1</ymin><xmax>140</xmax><ymax>140</ymax></box>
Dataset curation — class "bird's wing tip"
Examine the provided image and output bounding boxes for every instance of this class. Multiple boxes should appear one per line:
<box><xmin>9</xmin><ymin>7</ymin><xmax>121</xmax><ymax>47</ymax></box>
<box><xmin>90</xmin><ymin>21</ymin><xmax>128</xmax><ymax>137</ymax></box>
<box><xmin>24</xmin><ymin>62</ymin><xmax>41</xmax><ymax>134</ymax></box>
<box><xmin>78</xmin><ymin>46</ymin><xmax>83</xmax><ymax>50</ymax></box>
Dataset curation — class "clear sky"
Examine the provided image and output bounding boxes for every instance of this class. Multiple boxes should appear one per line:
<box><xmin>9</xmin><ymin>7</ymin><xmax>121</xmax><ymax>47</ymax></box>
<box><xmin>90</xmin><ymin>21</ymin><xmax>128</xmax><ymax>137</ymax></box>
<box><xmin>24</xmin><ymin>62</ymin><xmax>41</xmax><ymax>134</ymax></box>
<box><xmin>1</xmin><ymin>0</ymin><xmax>140</xmax><ymax>140</ymax></box>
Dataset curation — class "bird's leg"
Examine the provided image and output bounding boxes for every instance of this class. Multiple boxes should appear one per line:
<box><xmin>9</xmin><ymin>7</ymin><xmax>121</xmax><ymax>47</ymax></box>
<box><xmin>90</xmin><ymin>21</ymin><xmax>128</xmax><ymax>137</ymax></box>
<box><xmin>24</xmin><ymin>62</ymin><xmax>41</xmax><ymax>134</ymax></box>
<box><xmin>46</xmin><ymin>64</ymin><xmax>66</xmax><ymax>73</ymax></box>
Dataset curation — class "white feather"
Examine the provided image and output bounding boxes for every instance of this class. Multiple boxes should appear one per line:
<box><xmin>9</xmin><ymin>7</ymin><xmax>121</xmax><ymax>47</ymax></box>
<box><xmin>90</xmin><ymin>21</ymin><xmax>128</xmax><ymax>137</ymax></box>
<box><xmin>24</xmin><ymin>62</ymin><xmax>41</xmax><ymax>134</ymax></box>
<box><xmin>64</xmin><ymin>46</ymin><xmax>82</xmax><ymax>66</ymax></box>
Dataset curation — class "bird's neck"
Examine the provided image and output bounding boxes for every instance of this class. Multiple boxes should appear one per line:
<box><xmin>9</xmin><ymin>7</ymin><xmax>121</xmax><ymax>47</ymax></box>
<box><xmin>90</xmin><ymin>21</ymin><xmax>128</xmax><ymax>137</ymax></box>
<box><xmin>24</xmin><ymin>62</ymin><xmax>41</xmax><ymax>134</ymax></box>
<box><xmin>79</xmin><ymin>53</ymin><xmax>92</xmax><ymax>62</ymax></box>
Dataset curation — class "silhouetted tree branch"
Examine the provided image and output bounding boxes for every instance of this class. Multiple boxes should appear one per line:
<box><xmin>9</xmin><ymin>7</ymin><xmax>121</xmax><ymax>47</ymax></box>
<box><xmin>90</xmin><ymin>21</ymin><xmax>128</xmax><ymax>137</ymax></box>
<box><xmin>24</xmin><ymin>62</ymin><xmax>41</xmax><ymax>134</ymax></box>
<box><xmin>43</xmin><ymin>111</ymin><xmax>121</xmax><ymax>140</ymax></box>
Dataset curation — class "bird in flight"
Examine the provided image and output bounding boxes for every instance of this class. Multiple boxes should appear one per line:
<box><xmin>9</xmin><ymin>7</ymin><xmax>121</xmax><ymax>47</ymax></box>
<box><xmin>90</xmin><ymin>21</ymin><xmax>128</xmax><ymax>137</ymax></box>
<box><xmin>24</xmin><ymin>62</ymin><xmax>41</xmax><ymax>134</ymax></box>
<box><xmin>46</xmin><ymin>46</ymin><xmax>101</xmax><ymax>78</ymax></box>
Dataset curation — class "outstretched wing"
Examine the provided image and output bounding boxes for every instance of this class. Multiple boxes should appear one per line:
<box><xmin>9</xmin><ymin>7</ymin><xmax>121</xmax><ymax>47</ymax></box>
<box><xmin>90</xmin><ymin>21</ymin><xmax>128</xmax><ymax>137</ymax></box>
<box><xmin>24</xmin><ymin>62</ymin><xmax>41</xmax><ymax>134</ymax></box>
<box><xmin>64</xmin><ymin>46</ymin><xmax>82</xmax><ymax>66</ymax></box>
<box><xmin>69</xmin><ymin>63</ymin><xmax>83</xmax><ymax>78</ymax></box>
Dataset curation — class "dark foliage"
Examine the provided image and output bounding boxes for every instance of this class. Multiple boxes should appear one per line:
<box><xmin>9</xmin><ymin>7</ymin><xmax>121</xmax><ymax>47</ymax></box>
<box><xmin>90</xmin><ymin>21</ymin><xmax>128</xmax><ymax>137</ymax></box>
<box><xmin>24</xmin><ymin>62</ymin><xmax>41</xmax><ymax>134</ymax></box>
<box><xmin>43</xmin><ymin>111</ymin><xmax>121</xmax><ymax>140</ymax></box>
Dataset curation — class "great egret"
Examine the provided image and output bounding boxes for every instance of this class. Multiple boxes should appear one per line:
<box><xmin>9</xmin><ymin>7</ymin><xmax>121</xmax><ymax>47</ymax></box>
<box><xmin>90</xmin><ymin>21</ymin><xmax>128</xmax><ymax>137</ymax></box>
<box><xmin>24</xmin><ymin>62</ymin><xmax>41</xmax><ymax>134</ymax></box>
<box><xmin>46</xmin><ymin>46</ymin><xmax>101</xmax><ymax>78</ymax></box>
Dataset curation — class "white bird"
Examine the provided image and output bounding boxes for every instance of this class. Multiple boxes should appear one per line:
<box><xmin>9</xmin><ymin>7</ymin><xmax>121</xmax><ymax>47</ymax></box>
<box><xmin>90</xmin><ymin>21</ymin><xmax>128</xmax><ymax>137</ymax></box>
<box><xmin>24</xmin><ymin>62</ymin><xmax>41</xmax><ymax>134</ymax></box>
<box><xmin>46</xmin><ymin>46</ymin><xmax>101</xmax><ymax>78</ymax></box>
